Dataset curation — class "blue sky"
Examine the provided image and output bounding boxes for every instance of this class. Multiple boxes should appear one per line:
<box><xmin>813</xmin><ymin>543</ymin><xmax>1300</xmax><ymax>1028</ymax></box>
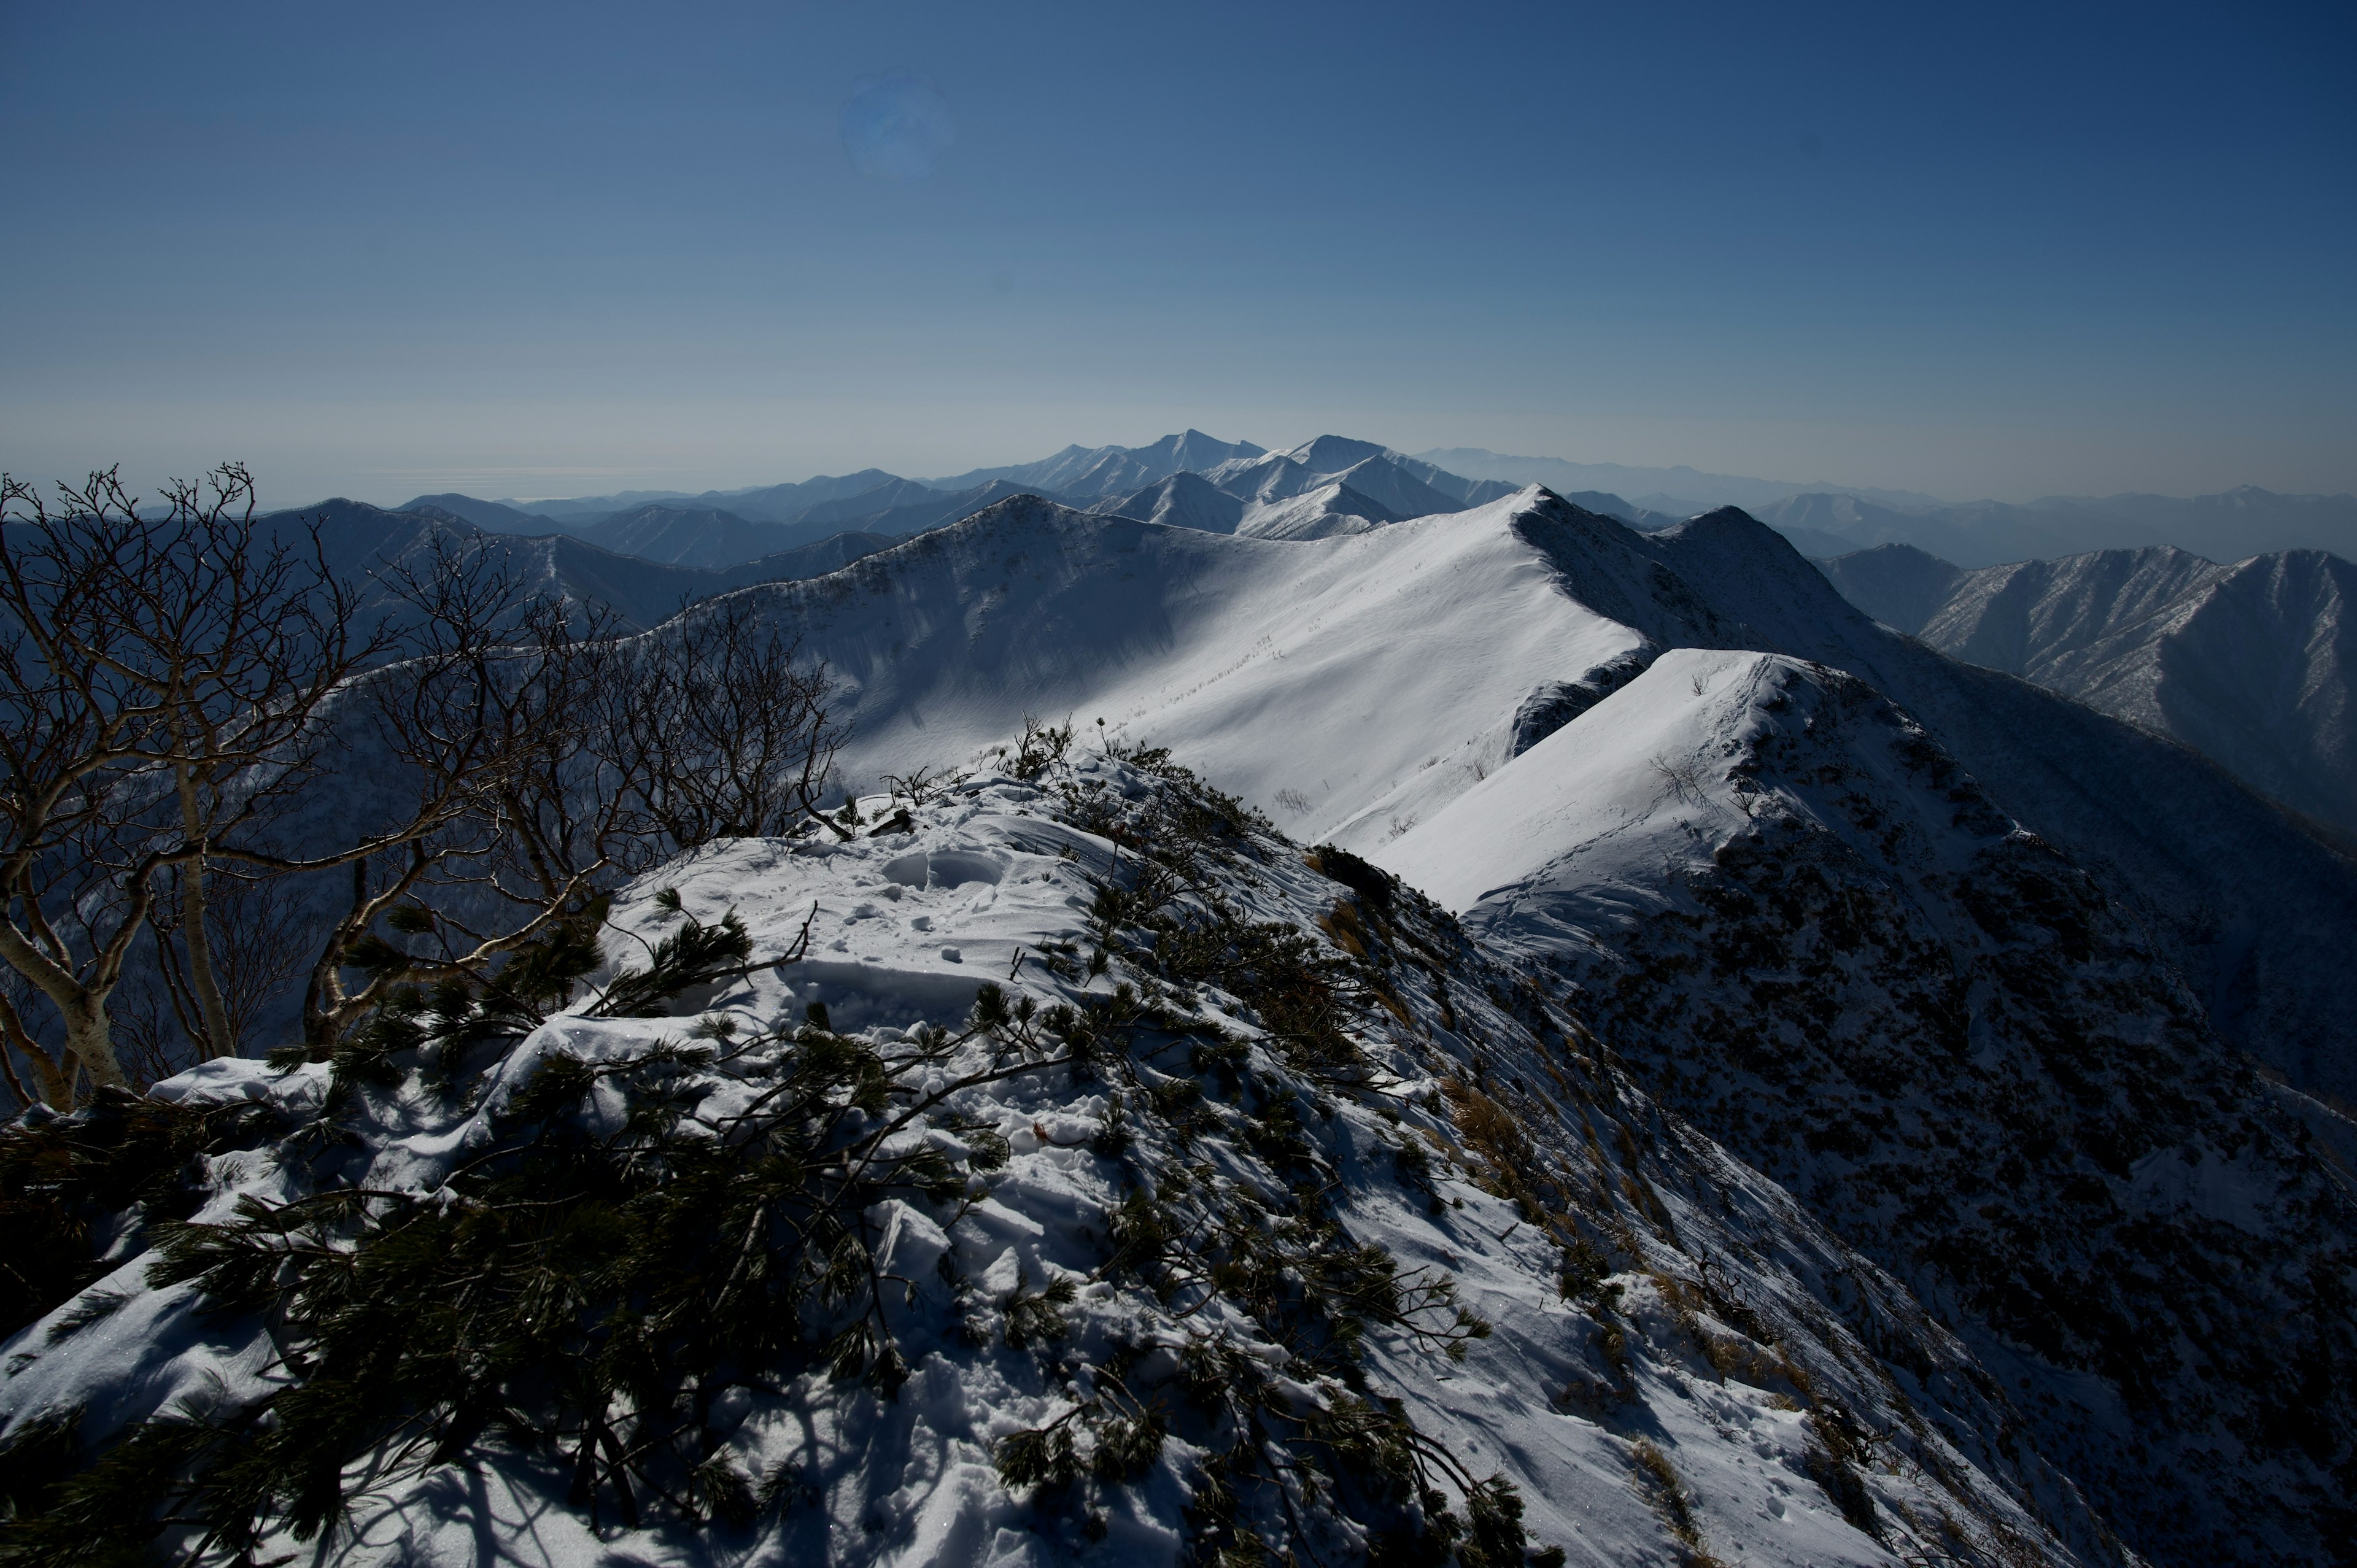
<box><xmin>2</xmin><ymin>1</ymin><xmax>2350</xmax><ymax>505</ymax></box>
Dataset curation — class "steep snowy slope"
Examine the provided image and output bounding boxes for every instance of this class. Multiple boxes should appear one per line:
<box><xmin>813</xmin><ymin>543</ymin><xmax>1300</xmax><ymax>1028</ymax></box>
<box><xmin>1234</xmin><ymin>481</ymin><xmax>1398</xmax><ymax>540</ymax></box>
<box><xmin>1382</xmin><ymin>652</ymin><xmax>2357</xmax><ymax>1568</ymax></box>
<box><xmin>720</xmin><ymin>492</ymin><xmax>1653</xmax><ymax>855</ymax></box>
<box><xmin>0</xmin><ymin>751</ymin><xmax>2136</xmax><ymax>1568</ymax></box>
<box><xmin>1822</xmin><ymin>545</ymin><xmax>2357</xmax><ymax>838</ymax></box>
<box><xmin>1609</xmin><ymin>511</ymin><xmax>2357</xmax><ymax>1107</ymax></box>
<box><xmin>708</xmin><ymin>492</ymin><xmax>2357</xmax><ymax>1107</ymax></box>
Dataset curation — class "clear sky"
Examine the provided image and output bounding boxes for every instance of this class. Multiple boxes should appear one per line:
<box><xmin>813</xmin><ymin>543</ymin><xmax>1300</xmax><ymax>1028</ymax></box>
<box><xmin>2</xmin><ymin>1</ymin><xmax>2351</xmax><ymax>506</ymax></box>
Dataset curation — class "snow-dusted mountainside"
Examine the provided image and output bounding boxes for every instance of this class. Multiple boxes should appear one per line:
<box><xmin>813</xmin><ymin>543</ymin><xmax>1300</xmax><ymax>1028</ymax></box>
<box><xmin>1574</xmin><ymin>509</ymin><xmax>2357</xmax><ymax>1107</ymax></box>
<box><xmin>1234</xmin><ymin>481</ymin><xmax>1398</xmax><ymax>541</ymax></box>
<box><xmin>3</xmin><ymin>751</ymin><xmax>2157</xmax><ymax>1568</ymax></box>
<box><xmin>1383</xmin><ymin>650</ymin><xmax>2357</xmax><ymax>1566</ymax></box>
<box><xmin>716</xmin><ymin>492</ymin><xmax>1648</xmax><ymax>851</ymax></box>
<box><xmin>1087</xmin><ymin>471</ymin><xmax>1245</xmax><ymax>535</ymax></box>
<box><xmin>1201</xmin><ymin>442</ymin><xmax>1470</xmax><ymax>525</ymax></box>
<box><xmin>702</xmin><ymin>490</ymin><xmax>2357</xmax><ymax>1115</ymax></box>
<box><xmin>1820</xmin><ymin>544</ymin><xmax>2357</xmax><ymax>839</ymax></box>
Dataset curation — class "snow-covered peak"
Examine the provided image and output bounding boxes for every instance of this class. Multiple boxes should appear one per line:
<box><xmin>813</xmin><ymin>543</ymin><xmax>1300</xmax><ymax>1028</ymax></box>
<box><xmin>1233</xmin><ymin>479</ymin><xmax>1394</xmax><ymax>539</ymax></box>
<box><xmin>1086</xmin><ymin>470</ymin><xmax>1245</xmax><ymax>534</ymax></box>
<box><xmin>1385</xmin><ymin>647</ymin><xmax>2357</xmax><ymax>1567</ymax></box>
<box><xmin>1379</xmin><ymin>649</ymin><xmax>1805</xmax><ymax>921</ymax></box>
<box><xmin>1281</xmin><ymin>433</ymin><xmax>1396</xmax><ymax>472</ymax></box>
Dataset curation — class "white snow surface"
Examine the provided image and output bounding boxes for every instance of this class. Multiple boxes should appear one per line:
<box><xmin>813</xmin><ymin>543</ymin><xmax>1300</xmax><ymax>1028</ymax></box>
<box><xmin>727</xmin><ymin>490</ymin><xmax>1647</xmax><ymax>852</ymax></box>
<box><xmin>1379</xmin><ymin>649</ymin><xmax>1777</xmax><ymax>922</ymax></box>
<box><xmin>3</xmin><ymin>755</ymin><xmax>2112</xmax><ymax>1568</ymax></box>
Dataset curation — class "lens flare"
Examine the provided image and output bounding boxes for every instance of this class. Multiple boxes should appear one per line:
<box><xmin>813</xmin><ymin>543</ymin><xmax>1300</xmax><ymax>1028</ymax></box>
<box><xmin>840</xmin><ymin>72</ymin><xmax>955</xmax><ymax>181</ymax></box>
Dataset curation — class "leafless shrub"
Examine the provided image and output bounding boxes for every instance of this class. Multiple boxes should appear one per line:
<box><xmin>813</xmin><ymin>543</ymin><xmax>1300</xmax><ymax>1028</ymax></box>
<box><xmin>598</xmin><ymin>595</ymin><xmax>849</xmax><ymax>848</ymax></box>
<box><xmin>884</xmin><ymin>764</ymin><xmax>965</xmax><ymax>808</ymax></box>
<box><xmin>292</xmin><ymin>557</ymin><xmax>853</xmax><ymax>1051</ymax></box>
<box><xmin>1650</xmin><ymin>752</ymin><xmax>1706</xmax><ymax>804</ymax></box>
<box><xmin>1000</xmin><ymin>714</ymin><xmax>1074</xmax><ymax>780</ymax></box>
<box><xmin>1274</xmin><ymin>787</ymin><xmax>1312</xmax><ymax>814</ymax></box>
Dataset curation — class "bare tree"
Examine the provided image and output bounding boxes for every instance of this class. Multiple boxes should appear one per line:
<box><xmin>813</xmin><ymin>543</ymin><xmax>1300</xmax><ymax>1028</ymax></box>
<box><xmin>145</xmin><ymin>865</ymin><xmax>314</xmax><ymax>1059</ymax></box>
<box><xmin>596</xmin><ymin>594</ymin><xmax>850</xmax><ymax>847</ymax></box>
<box><xmin>292</xmin><ymin>546</ymin><xmax>638</xmax><ymax>1046</ymax></box>
<box><xmin>0</xmin><ymin>464</ymin><xmax>373</xmax><ymax>1102</ymax></box>
<box><xmin>289</xmin><ymin>550</ymin><xmax>850</xmax><ymax>1048</ymax></box>
<box><xmin>0</xmin><ymin>472</ymin><xmax>853</xmax><ymax>1094</ymax></box>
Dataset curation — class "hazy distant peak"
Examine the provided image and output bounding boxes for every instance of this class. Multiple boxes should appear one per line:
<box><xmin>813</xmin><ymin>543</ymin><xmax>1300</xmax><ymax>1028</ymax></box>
<box><xmin>1282</xmin><ymin>433</ymin><xmax>1395</xmax><ymax>472</ymax></box>
<box><xmin>397</xmin><ymin>493</ymin><xmax>576</xmax><ymax>535</ymax></box>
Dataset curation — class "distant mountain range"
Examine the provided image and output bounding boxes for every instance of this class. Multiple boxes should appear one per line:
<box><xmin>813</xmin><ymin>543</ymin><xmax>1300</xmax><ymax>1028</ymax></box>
<box><xmin>1416</xmin><ymin>452</ymin><xmax>2357</xmax><ymax>568</ymax></box>
<box><xmin>1412</xmin><ymin>447</ymin><xmax>1954</xmax><ymax>512</ymax></box>
<box><xmin>1821</xmin><ymin>541</ymin><xmax>2357</xmax><ymax>844</ymax></box>
<box><xmin>390</xmin><ymin>439</ymin><xmax>2357</xmax><ymax>581</ymax></box>
<box><xmin>406</xmin><ymin>432</ymin><xmax>1517</xmax><ymax>569</ymax></box>
<box><xmin>274</xmin><ymin>500</ymin><xmax>892</xmax><ymax>633</ymax></box>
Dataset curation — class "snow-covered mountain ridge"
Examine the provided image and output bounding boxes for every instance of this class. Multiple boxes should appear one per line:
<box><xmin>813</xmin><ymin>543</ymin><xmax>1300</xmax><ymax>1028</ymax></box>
<box><xmin>10</xmin><ymin>484</ymin><xmax>2357</xmax><ymax>1566</ymax></box>
<box><xmin>1386</xmin><ymin>650</ymin><xmax>2357</xmax><ymax>1566</ymax></box>
<box><xmin>414</xmin><ymin>434</ymin><xmax>1513</xmax><ymax>570</ymax></box>
<box><xmin>1819</xmin><ymin>543</ymin><xmax>2356</xmax><ymax>840</ymax></box>
<box><xmin>702</xmin><ymin>489</ymin><xmax>2357</xmax><ymax>1108</ymax></box>
<box><xmin>2</xmin><ymin>751</ymin><xmax>2149</xmax><ymax>1567</ymax></box>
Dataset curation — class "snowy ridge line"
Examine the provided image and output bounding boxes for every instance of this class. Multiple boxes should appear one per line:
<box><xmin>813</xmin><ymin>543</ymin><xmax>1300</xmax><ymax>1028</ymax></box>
<box><xmin>1390</xmin><ymin>649</ymin><xmax>2357</xmax><ymax>1568</ymax></box>
<box><xmin>2</xmin><ymin>747</ymin><xmax>2118</xmax><ymax>1567</ymax></box>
